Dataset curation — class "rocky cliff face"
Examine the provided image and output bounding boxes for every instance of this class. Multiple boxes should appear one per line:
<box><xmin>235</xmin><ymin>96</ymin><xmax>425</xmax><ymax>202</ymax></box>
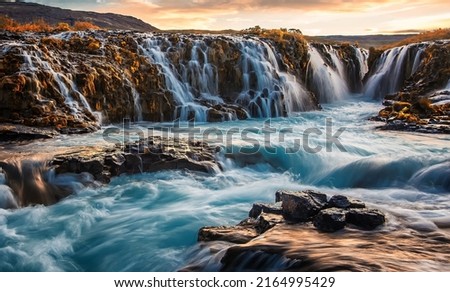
<box><xmin>365</xmin><ymin>41</ymin><xmax>450</xmax><ymax>133</ymax></box>
<box><xmin>0</xmin><ymin>30</ymin><xmax>368</xmax><ymax>135</ymax></box>
<box><xmin>5</xmin><ymin>30</ymin><xmax>446</xmax><ymax>137</ymax></box>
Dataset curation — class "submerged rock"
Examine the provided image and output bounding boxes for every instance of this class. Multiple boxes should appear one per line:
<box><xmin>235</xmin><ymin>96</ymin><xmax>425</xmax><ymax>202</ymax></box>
<box><xmin>255</xmin><ymin>213</ymin><xmax>284</xmax><ymax>234</ymax></box>
<box><xmin>0</xmin><ymin>124</ymin><xmax>58</xmax><ymax>142</ymax></box>
<box><xmin>198</xmin><ymin>213</ymin><xmax>284</xmax><ymax>244</ymax></box>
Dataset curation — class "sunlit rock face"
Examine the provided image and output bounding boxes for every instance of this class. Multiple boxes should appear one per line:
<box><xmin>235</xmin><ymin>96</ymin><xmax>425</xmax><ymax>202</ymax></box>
<box><xmin>0</xmin><ymin>31</ymin><xmax>173</xmax><ymax>132</ymax></box>
<box><xmin>0</xmin><ymin>30</ymin><xmax>370</xmax><ymax>134</ymax></box>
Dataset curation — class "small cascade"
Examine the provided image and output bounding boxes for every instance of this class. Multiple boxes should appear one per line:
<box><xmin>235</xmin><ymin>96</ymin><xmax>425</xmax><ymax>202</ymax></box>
<box><xmin>355</xmin><ymin>47</ymin><xmax>369</xmax><ymax>81</ymax></box>
<box><xmin>183</xmin><ymin>40</ymin><xmax>221</xmax><ymax>103</ymax></box>
<box><xmin>139</xmin><ymin>36</ymin><xmax>209</xmax><ymax>121</ymax></box>
<box><xmin>0</xmin><ymin>159</ymin><xmax>65</xmax><ymax>207</ymax></box>
<box><xmin>12</xmin><ymin>43</ymin><xmax>98</xmax><ymax>122</ymax></box>
<box><xmin>364</xmin><ymin>43</ymin><xmax>427</xmax><ymax>99</ymax></box>
<box><xmin>347</xmin><ymin>46</ymin><xmax>369</xmax><ymax>92</ymax></box>
<box><xmin>125</xmin><ymin>78</ymin><xmax>143</xmax><ymax>121</ymax></box>
<box><xmin>306</xmin><ymin>44</ymin><xmax>350</xmax><ymax>103</ymax></box>
<box><xmin>0</xmin><ymin>171</ymin><xmax>18</xmax><ymax>209</ymax></box>
<box><xmin>429</xmin><ymin>78</ymin><xmax>450</xmax><ymax>106</ymax></box>
<box><xmin>0</xmin><ymin>158</ymin><xmax>97</xmax><ymax>208</ymax></box>
<box><xmin>236</xmin><ymin>39</ymin><xmax>313</xmax><ymax>117</ymax></box>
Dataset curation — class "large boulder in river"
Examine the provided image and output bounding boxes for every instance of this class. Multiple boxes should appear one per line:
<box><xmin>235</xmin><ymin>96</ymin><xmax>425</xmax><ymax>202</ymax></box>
<box><xmin>346</xmin><ymin>208</ymin><xmax>385</xmax><ymax>230</ymax></box>
<box><xmin>313</xmin><ymin>208</ymin><xmax>347</xmax><ymax>232</ymax></box>
<box><xmin>193</xmin><ymin>190</ymin><xmax>392</xmax><ymax>271</ymax></box>
<box><xmin>276</xmin><ymin>190</ymin><xmax>328</xmax><ymax>221</ymax></box>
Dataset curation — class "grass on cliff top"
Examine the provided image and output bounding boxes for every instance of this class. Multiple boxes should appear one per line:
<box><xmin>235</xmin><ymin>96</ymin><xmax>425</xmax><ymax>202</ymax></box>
<box><xmin>164</xmin><ymin>26</ymin><xmax>305</xmax><ymax>42</ymax></box>
<box><xmin>381</xmin><ymin>28</ymin><xmax>450</xmax><ymax>49</ymax></box>
<box><xmin>0</xmin><ymin>16</ymin><xmax>99</xmax><ymax>33</ymax></box>
<box><xmin>239</xmin><ymin>26</ymin><xmax>305</xmax><ymax>41</ymax></box>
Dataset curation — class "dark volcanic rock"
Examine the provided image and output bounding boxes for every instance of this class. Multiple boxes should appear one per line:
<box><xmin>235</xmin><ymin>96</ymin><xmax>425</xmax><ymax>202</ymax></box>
<box><xmin>193</xmin><ymin>190</ymin><xmax>393</xmax><ymax>271</ymax></box>
<box><xmin>1</xmin><ymin>136</ymin><xmax>221</xmax><ymax>208</ymax></box>
<box><xmin>346</xmin><ymin>208</ymin><xmax>386</xmax><ymax>230</ymax></box>
<box><xmin>52</xmin><ymin>136</ymin><xmax>220</xmax><ymax>183</ymax></box>
<box><xmin>313</xmin><ymin>208</ymin><xmax>347</xmax><ymax>232</ymax></box>
<box><xmin>379</xmin><ymin>120</ymin><xmax>450</xmax><ymax>134</ymax></box>
<box><xmin>276</xmin><ymin>190</ymin><xmax>328</xmax><ymax>222</ymax></box>
<box><xmin>249</xmin><ymin>202</ymin><xmax>282</xmax><ymax>218</ymax></box>
<box><xmin>327</xmin><ymin>195</ymin><xmax>365</xmax><ymax>209</ymax></box>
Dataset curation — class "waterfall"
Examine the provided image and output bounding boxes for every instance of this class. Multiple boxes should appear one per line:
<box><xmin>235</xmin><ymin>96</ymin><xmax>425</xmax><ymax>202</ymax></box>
<box><xmin>14</xmin><ymin>44</ymin><xmax>96</xmax><ymax>120</ymax></box>
<box><xmin>306</xmin><ymin>44</ymin><xmax>350</xmax><ymax>103</ymax></box>
<box><xmin>125</xmin><ymin>78</ymin><xmax>143</xmax><ymax>121</ymax></box>
<box><xmin>138</xmin><ymin>34</ymin><xmax>314</xmax><ymax>120</ymax></box>
<box><xmin>2</xmin><ymin>32</ymin><xmax>373</xmax><ymax>125</ymax></box>
<box><xmin>236</xmin><ymin>38</ymin><xmax>312</xmax><ymax>117</ymax></box>
<box><xmin>355</xmin><ymin>47</ymin><xmax>369</xmax><ymax>81</ymax></box>
<box><xmin>139</xmin><ymin>36</ymin><xmax>210</xmax><ymax>121</ymax></box>
<box><xmin>429</xmin><ymin>78</ymin><xmax>450</xmax><ymax>105</ymax></box>
<box><xmin>363</xmin><ymin>43</ymin><xmax>427</xmax><ymax>99</ymax></box>
<box><xmin>184</xmin><ymin>40</ymin><xmax>221</xmax><ymax>103</ymax></box>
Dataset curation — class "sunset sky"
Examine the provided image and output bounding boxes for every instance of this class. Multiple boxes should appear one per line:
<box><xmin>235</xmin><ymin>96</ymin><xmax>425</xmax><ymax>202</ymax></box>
<box><xmin>20</xmin><ymin>0</ymin><xmax>450</xmax><ymax>35</ymax></box>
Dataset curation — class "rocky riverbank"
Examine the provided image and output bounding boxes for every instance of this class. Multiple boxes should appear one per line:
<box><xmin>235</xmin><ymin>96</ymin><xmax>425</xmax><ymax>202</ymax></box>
<box><xmin>186</xmin><ymin>190</ymin><xmax>450</xmax><ymax>272</ymax></box>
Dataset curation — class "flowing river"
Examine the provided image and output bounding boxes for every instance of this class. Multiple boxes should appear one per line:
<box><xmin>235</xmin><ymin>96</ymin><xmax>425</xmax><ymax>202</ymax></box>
<box><xmin>1</xmin><ymin>97</ymin><xmax>449</xmax><ymax>271</ymax></box>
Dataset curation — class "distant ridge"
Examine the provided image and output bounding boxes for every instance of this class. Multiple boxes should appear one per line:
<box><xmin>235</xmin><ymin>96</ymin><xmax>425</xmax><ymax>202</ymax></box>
<box><xmin>0</xmin><ymin>2</ymin><xmax>158</xmax><ymax>32</ymax></box>
<box><xmin>307</xmin><ymin>34</ymin><xmax>416</xmax><ymax>49</ymax></box>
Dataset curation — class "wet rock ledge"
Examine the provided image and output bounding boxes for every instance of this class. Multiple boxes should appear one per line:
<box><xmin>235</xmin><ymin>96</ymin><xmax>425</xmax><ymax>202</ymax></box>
<box><xmin>0</xmin><ymin>136</ymin><xmax>221</xmax><ymax>207</ymax></box>
<box><xmin>51</xmin><ymin>136</ymin><xmax>221</xmax><ymax>184</ymax></box>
